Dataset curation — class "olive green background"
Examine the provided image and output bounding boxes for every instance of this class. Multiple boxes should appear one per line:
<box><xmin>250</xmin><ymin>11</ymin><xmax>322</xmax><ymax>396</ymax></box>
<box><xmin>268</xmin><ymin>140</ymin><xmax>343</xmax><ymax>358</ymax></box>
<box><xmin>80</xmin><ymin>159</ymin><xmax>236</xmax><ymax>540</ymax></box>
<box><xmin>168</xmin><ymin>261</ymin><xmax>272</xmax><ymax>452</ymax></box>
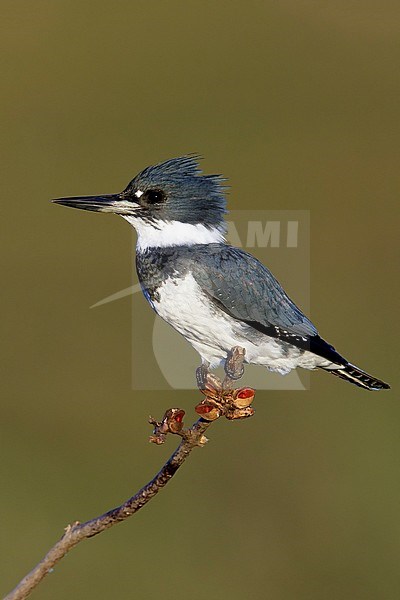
<box><xmin>1</xmin><ymin>2</ymin><xmax>399</xmax><ymax>599</ymax></box>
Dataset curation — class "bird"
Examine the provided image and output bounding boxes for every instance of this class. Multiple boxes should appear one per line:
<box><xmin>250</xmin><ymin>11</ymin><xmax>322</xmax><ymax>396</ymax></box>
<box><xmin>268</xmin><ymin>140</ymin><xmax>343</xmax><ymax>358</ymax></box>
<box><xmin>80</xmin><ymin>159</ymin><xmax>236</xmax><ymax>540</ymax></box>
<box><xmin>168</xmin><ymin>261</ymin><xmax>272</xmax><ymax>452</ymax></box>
<box><xmin>53</xmin><ymin>155</ymin><xmax>389</xmax><ymax>391</ymax></box>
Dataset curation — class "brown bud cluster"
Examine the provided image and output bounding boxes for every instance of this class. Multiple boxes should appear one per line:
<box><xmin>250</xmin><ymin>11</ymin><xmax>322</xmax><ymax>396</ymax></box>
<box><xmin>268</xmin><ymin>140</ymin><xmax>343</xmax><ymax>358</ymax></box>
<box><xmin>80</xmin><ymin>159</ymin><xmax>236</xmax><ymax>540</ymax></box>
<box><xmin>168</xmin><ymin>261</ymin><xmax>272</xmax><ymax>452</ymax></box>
<box><xmin>195</xmin><ymin>385</ymin><xmax>256</xmax><ymax>421</ymax></box>
<box><xmin>149</xmin><ymin>408</ymin><xmax>185</xmax><ymax>444</ymax></box>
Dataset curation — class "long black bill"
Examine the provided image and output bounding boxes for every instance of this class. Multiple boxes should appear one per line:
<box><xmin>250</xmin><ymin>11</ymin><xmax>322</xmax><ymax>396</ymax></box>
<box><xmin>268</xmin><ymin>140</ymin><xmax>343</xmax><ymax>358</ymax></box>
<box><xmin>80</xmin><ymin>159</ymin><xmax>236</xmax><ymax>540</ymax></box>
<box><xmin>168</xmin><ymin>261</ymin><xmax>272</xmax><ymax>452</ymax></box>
<box><xmin>52</xmin><ymin>194</ymin><xmax>121</xmax><ymax>213</ymax></box>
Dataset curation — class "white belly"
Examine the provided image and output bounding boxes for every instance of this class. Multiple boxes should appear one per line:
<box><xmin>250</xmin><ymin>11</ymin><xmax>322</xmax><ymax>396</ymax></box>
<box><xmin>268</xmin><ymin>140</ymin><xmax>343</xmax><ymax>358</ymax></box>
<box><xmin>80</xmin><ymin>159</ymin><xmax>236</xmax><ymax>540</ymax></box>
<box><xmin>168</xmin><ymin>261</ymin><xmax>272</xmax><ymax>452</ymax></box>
<box><xmin>151</xmin><ymin>274</ymin><xmax>332</xmax><ymax>374</ymax></box>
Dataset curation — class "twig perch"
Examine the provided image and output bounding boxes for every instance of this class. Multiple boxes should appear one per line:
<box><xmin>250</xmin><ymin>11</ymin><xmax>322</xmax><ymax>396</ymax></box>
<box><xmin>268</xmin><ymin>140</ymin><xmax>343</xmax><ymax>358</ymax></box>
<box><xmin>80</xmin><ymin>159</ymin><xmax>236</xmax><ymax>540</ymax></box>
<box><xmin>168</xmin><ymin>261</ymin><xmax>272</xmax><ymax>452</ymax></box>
<box><xmin>4</xmin><ymin>347</ymin><xmax>255</xmax><ymax>600</ymax></box>
<box><xmin>4</xmin><ymin>415</ymin><xmax>212</xmax><ymax>600</ymax></box>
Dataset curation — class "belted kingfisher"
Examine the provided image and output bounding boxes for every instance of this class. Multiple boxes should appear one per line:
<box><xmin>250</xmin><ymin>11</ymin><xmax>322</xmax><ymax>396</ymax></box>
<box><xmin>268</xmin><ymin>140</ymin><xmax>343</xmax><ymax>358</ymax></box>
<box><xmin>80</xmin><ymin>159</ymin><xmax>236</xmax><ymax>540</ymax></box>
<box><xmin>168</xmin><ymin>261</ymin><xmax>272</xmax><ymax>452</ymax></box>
<box><xmin>53</xmin><ymin>156</ymin><xmax>389</xmax><ymax>391</ymax></box>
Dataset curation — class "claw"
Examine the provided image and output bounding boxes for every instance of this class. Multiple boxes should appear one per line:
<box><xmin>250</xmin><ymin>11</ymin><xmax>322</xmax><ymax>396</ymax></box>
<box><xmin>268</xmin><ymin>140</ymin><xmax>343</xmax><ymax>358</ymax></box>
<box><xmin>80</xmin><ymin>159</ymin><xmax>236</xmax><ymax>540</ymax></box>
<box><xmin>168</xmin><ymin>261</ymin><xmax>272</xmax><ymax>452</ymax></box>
<box><xmin>196</xmin><ymin>365</ymin><xmax>209</xmax><ymax>390</ymax></box>
<box><xmin>196</xmin><ymin>364</ymin><xmax>222</xmax><ymax>391</ymax></box>
<box><xmin>223</xmin><ymin>346</ymin><xmax>246</xmax><ymax>385</ymax></box>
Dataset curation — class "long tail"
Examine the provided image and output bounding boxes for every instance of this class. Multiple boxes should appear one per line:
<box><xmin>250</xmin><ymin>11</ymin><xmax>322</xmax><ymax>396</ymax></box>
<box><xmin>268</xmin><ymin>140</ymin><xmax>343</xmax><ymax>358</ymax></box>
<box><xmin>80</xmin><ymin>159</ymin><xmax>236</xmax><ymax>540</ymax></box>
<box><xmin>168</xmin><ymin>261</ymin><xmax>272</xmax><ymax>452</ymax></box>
<box><xmin>324</xmin><ymin>363</ymin><xmax>390</xmax><ymax>391</ymax></box>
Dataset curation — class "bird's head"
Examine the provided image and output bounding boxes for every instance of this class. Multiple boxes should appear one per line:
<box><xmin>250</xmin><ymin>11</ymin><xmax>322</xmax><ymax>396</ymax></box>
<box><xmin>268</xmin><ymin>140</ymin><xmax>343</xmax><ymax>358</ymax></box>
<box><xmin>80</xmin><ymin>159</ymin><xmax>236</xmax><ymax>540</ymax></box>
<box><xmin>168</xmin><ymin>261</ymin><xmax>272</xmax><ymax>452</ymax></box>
<box><xmin>53</xmin><ymin>156</ymin><xmax>227</xmax><ymax>251</ymax></box>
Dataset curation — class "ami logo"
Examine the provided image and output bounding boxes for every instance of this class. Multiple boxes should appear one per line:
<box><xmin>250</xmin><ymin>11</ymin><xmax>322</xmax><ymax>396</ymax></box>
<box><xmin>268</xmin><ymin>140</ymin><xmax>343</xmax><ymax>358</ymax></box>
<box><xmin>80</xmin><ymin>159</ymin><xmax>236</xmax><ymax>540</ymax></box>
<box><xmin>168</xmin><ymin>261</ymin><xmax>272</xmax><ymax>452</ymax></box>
<box><xmin>227</xmin><ymin>219</ymin><xmax>299</xmax><ymax>248</ymax></box>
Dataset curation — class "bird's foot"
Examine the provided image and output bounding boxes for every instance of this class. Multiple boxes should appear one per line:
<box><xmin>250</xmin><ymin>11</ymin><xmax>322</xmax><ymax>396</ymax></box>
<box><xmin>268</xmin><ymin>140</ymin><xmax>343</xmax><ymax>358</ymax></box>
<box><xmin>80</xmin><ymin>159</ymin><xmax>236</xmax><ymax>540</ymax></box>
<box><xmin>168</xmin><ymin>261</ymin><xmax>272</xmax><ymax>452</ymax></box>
<box><xmin>195</xmin><ymin>347</ymin><xmax>255</xmax><ymax>421</ymax></box>
<box><xmin>223</xmin><ymin>346</ymin><xmax>246</xmax><ymax>388</ymax></box>
<box><xmin>196</xmin><ymin>363</ymin><xmax>222</xmax><ymax>392</ymax></box>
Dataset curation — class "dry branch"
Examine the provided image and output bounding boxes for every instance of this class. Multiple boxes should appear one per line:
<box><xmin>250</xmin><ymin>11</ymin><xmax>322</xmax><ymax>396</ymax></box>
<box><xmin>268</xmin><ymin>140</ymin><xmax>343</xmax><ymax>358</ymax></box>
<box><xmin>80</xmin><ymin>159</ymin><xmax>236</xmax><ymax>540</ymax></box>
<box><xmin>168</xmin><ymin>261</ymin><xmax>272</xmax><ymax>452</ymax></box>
<box><xmin>4</xmin><ymin>415</ymin><xmax>212</xmax><ymax>600</ymax></box>
<box><xmin>4</xmin><ymin>347</ymin><xmax>254</xmax><ymax>600</ymax></box>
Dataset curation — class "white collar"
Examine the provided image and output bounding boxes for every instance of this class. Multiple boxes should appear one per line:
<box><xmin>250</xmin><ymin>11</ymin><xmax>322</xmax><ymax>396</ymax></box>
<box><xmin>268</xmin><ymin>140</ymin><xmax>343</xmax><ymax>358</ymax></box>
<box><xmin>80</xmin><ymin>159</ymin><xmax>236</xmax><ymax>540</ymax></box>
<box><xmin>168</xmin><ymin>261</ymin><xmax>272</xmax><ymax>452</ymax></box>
<box><xmin>122</xmin><ymin>216</ymin><xmax>225</xmax><ymax>252</ymax></box>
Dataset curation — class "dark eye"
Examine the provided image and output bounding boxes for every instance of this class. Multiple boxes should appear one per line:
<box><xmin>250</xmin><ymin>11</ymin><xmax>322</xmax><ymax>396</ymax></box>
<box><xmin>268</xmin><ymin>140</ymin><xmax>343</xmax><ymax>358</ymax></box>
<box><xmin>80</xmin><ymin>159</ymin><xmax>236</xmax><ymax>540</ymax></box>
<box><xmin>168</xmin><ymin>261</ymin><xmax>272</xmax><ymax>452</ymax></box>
<box><xmin>143</xmin><ymin>189</ymin><xmax>166</xmax><ymax>205</ymax></box>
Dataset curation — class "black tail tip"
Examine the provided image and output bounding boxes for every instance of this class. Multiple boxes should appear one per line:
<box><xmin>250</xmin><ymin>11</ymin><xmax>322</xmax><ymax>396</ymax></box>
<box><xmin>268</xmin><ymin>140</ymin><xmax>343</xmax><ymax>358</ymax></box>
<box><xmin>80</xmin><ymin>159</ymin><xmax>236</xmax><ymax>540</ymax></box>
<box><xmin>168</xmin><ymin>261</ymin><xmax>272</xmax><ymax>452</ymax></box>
<box><xmin>326</xmin><ymin>364</ymin><xmax>390</xmax><ymax>391</ymax></box>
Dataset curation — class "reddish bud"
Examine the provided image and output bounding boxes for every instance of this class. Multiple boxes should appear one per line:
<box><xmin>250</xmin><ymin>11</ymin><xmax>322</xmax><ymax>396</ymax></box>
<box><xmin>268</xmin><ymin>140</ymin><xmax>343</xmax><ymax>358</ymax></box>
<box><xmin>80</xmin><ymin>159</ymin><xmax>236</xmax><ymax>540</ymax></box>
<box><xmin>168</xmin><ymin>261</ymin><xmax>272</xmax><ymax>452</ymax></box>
<box><xmin>168</xmin><ymin>408</ymin><xmax>185</xmax><ymax>433</ymax></box>
<box><xmin>195</xmin><ymin>403</ymin><xmax>221</xmax><ymax>421</ymax></box>
<box><xmin>195</xmin><ymin>404</ymin><xmax>213</xmax><ymax>414</ymax></box>
<box><xmin>233</xmin><ymin>387</ymin><xmax>255</xmax><ymax>408</ymax></box>
<box><xmin>173</xmin><ymin>410</ymin><xmax>185</xmax><ymax>423</ymax></box>
<box><xmin>237</xmin><ymin>387</ymin><xmax>254</xmax><ymax>399</ymax></box>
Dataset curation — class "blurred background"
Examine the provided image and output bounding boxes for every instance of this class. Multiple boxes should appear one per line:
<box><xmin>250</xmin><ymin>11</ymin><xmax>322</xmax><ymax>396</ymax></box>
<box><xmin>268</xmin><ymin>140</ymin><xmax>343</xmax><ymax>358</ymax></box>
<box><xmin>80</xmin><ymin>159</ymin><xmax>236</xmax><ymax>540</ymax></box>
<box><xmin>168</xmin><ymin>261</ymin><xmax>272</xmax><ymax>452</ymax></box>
<box><xmin>1</xmin><ymin>1</ymin><xmax>399</xmax><ymax>599</ymax></box>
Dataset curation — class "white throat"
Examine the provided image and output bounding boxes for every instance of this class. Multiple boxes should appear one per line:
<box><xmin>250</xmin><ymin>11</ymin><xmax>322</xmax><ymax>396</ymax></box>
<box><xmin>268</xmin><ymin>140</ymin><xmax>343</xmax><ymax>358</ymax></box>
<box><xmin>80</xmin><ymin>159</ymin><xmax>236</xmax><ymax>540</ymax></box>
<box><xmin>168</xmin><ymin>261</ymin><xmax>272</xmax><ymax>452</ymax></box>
<box><xmin>122</xmin><ymin>216</ymin><xmax>226</xmax><ymax>252</ymax></box>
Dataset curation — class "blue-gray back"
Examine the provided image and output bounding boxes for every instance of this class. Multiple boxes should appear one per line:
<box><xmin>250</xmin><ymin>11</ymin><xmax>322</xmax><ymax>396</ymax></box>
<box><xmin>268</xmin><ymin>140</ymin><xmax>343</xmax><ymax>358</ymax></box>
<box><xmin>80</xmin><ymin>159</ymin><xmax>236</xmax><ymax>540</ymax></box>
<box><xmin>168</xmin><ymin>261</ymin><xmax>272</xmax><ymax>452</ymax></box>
<box><xmin>137</xmin><ymin>243</ymin><xmax>317</xmax><ymax>337</ymax></box>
